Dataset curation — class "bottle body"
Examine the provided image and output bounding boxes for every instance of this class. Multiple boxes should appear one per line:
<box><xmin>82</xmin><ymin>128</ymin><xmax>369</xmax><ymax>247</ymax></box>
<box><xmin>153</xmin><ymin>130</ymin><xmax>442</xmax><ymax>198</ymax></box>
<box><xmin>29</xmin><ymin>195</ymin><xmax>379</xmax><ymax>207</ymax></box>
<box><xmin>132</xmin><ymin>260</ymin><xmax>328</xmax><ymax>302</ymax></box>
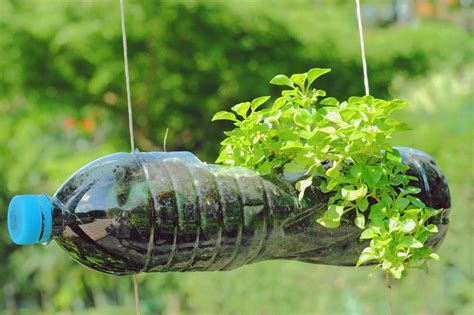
<box><xmin>46</xmin><ymin>149</ymin><xmax>450</xmax><ymax>275</ymax></box>
<box><xmin>51</xmin><ymin>151</ymin><xmax>334</xmax><ymax>274</ymax></box>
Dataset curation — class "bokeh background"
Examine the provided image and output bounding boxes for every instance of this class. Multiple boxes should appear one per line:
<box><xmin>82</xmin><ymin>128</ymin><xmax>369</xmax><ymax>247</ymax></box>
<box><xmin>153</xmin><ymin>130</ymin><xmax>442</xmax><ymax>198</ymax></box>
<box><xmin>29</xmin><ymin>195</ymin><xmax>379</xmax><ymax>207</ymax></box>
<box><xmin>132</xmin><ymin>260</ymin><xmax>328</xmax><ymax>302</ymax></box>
<box><xmin>0</xmin><ymin>0</ymin><xmax>472</xmax><ymax>314</ymax></box>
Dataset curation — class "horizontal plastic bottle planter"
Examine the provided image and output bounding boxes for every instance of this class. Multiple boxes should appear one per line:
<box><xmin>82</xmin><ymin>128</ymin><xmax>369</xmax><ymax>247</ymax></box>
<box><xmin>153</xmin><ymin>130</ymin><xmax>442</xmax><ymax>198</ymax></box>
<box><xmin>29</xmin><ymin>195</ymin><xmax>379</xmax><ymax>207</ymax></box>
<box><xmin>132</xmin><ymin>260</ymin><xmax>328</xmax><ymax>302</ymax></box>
<box><xmin>7</xmin><ymin>147</ymin><xmax>450</xmax><ymax>275</ymax></box>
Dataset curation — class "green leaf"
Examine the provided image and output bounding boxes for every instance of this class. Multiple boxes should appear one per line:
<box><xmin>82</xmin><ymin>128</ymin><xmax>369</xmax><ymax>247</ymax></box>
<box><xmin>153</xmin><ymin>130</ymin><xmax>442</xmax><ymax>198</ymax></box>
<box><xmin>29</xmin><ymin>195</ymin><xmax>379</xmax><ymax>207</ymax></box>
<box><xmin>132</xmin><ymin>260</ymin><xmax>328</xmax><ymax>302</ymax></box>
<box><xmin>404</xmin><ymin>208</ymin><xmax>421</xmax><ymax>215</ymax></box>
<box><xmin>389</xmin><ymin>218</ymin><xmax>400</xmax><ymax>232</ymax></box>
<box><xmin>325</xmin><ymin>163</ymin><xmax>340</xmax><ymax>179</ymax></box>
<box><xmin>369</xmin><ymin>203</ymin><xmax>386</xmax><ymax>221</ymax></box>
<box><xmin>348</xmin><ymin>96</ymin><xmax>365</xmax><ymax>104</ymax></box>
<box><xmin>417</xmin><ymin>231</ymin><xmax>430</xmax><ymax>243</ymax></box>
<box><xmin>426</xmin><ymin>224</ymin><xmax>438</xmax><ymax>233</ymax></box>
<box><xmin>264</xmin><ymin>110</ymin><xmax>282</xmax><ymax>123</ymax></box>
<box><xmin>400</xmin><ymin>186</ymin><xmax>422</xmax><ymax>195</ymax></box>
<box><xmin>251</xmin><ymin>96</ymin><xmax>271</xmax><ymax>111</ymax></box>
<box><xmin>360</xmin><ymin>228</ymin><xmax>377</xmax><ymax>239</ymax></box>
<box><xmin>396</xmin><ymin>198</ymin><xmax>410</xmax><ymax>210</ymax></box>
<box><xmin>382</xmin><ymin>260</ymin><xmax>393</xmax><ymax>270</ymax></box>
<box><xmin>212</xmin><ymin>111</ymin><xmax>238</xmax><ymax>122</ymax></box>
<box><xmin>390</xmin><ymin>263</ymin><xmax>405</xmax><ymax>279</ymax></box>
<box><xmin>282</xmin><ymin>89</ymin><xmax>297</xmax><ymax>97</ymax></box>
<box><xmin>280</xmin><ymin>141</ymin><xmax>305</xmax><ymax>150</ymax></box>
<box><xmin>392</xmin><ymin>174</ymin><xmax>409</xmax><ymax>186</ymax></box>
<box><xmin>327</xmin><ymin>204</ymin><xmax>344</xmax><ymax>220</ymax></box>
<box><xmin>355</xmin><ymin>213</ymin><xmax>365</xmax><ymax>229</ymax></box>
<box><xmin>357</xmin><ymin>197</ymin><xmax>369</xmax><ymax>212</ymax></box>
<box><xmin>298</xmin><ymin>128</ymin><xmax>317</xmax><ymax>139</ymax></box>
<box><xmin>326</xmin><ymin>178</ymin><xmax>339</xmax><ymax>190</ymax></box>
<box><xmin>350</xmin><ymin>164</ymin><xmax>363</xmax><ymax>179</ymax></box>
<box><xmin>376</xmin><ymin>120</ymin><xmax>391</xmax><ymax>132</ymax></box>
<box><xmin>272</xmin><ymin>96</ymin><xmax>286</xmax><ymax>109</ymax></box>
<box><xmin>356</xmin><ymin>247</ymin><xmax>375</xmax><ymax>266</ymax></box>
<box><xmin>270</xmin><ymin>74</ymin><xmax>294</xmax><ymax>87</ymax></box>
<box><xmin>341</xmin><ymin>185</ymin><xmax>367</xmax><ymax>201</ymax></box>
<box><xmin>307</xmin><ymin>68</ymin><xmax>331</xmax><ymax>86</ymax></box>
<box><xmin>396</xmin><ymin>251</ymin><xmax>408</xmax><ymax>258</ymax></box>
<box><xmin>382</xmin><ymin>195</ymin><xmax>393</xmax><ymax>207</ymax></box>
<box><xmin>290</xmin><ymin>73</ymin><xmax>307</xmax><ymax>88</ymax></box>
<box><xmin>294</xmin><ymin>109</ymin><xmax>312</xmax><ymax>127</ymax></box>
<box><xmin>220</xmin><ymin>137</ymin><xmax>237</xmax><ymax>146</ymax></box>
<box><xmin>257</xmin><ymin>161</ymin><xmax>272</xmax><ymax>176</ymax></box>
<box><xmin>231</xmin><ymin>102</ymin><xmax>251</xmax><ymax>118</ymax></box>
<box><xmin>320</xmin><ymin>97</ymin><xmax>339</xmax><ymax>106</ymax></box>
<box><xmin>386</xmin><ymin>149</ymin><xmax>402</xmax><ymax>162</ymax></box>
<box><xmin>251</xmin><ymin>148</ymin><xmax>265</xmax><ymax>164</ymax></box>
<box><xmin>402</xmin><ymin>219</ymin><xmax>416</xmax><ymax>233</ymax></box>
<box><xmin>410</xmin><ymin>198</ymin><xmax>425</xmax><ymax>208</ymax></box>
<box><xmin>400</xmin><ymin>237</ymin><xmax>423</xmax><ymax>248</ymax></box>
<box><xmin>317</xmin><ymin>217</ymin><xmax>340</xmax><ymax>228</ymax></box>
<box><xmin>349</xmin><ymin>131</ymin><xmax>365</xmax><ymax>140</ymax></box>
<box><xmin>319</xmin><ymin>126</ymin><xmax>336</xmax><ymax>134</ymax></box>
<box><xmin>315</xmin><ymin>89</ymin><xmax>327</xmax><ymax>97</ymax></box>
<box><xmin>362</xmin><ymin>166</ymin><xmax>383</xmax><ymax>187</ymax></box>
<box><xmin>215</xmin><ymin>149</ymin><xmax>228</xmax><ymax>163</ymax></box>
<box><xmin>283</xmin><ymin>160</ymin><xmax>306</xmax><ymax>180</ymax></box>
<box><xmin>325</xmin><ymin>111</ymin><xmax>342</xmax><ymax>123</ymax></box>
<box><xmin>295</xmin><ymin>177</ymin><xmax>313</xmax><ymax>200</ymax></box>
<box><xmin>429</xmin><ymin>253</ymin><xmax>440</xmax><ymax>261</ymax></box>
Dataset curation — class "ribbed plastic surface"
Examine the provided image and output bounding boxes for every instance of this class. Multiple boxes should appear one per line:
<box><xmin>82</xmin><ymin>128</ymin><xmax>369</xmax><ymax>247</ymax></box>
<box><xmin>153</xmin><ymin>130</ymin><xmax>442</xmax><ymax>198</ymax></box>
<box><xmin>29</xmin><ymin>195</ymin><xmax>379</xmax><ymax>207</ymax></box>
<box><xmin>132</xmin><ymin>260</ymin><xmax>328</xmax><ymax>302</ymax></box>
<box><xmin>50</xmin><ymin>150</ymin><xmax>450</xmax><ymax>275</ymax></box>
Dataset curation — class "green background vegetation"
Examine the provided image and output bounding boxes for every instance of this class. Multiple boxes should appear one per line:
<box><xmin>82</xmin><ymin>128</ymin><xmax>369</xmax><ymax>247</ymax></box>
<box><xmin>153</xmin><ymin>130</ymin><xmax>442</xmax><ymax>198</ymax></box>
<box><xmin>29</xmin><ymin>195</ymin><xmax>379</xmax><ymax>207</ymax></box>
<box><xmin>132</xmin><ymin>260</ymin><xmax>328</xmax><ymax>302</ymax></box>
<box><xmin>0</xmin><ymin>0</ymin><xmax>472</xmax><ymax>314</ymax></box>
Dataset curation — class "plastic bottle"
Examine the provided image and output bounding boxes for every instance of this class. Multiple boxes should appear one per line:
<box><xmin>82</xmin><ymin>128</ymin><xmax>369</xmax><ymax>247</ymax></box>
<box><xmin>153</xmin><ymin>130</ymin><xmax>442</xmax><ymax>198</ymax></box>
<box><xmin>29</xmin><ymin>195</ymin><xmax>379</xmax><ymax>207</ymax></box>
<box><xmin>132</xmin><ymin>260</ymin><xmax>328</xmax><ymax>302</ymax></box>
<box><xmin>7</xmin><ymin>147</ymin><xmax>450</xmax><ymax>275</ymax></box>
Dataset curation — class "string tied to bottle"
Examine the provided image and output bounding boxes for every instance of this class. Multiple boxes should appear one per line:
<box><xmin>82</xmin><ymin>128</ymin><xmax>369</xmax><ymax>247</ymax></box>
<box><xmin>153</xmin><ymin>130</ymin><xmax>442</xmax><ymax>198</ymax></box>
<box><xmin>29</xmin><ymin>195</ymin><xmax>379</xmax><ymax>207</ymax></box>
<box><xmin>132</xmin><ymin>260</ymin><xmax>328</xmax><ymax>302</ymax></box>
<box><xmin>355</xmin><ymin>1</ymin><xmax>393</xmax><ymax>314</ymax></box>
<box><xmin>355</xmin><ymin>0</ymin><xmax>370</xmax><ymax>96</ymax></box>
<box><xmin>120</xmin><ymin>0</ymin><xmax>135</xmax><ymax>153</ymax></box>
<box><xmin>119</xmin><ymin>1</ymin><xmax>141</xmax><ymax>314</ymax></box>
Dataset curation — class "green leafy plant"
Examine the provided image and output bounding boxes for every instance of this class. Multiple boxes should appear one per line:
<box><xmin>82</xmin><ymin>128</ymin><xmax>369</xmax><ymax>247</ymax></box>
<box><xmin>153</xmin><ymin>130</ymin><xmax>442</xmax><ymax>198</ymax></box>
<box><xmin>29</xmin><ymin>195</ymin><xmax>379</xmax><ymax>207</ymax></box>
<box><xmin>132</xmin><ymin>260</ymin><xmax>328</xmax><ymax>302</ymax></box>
<box><xmin>212</xmin><ymin>68</ymin><xmax>441</xmax><ymax>279</ymax></box>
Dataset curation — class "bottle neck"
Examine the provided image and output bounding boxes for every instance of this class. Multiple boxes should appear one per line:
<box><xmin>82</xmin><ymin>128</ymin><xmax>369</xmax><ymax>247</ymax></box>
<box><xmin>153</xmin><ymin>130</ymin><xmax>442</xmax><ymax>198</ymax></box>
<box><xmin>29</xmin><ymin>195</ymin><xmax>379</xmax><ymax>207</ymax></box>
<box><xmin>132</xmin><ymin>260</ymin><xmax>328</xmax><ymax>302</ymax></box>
<box><xmin>51</xmin><ymin>199</ymin><xmax>66</xmax><ymax>240</ymax></box>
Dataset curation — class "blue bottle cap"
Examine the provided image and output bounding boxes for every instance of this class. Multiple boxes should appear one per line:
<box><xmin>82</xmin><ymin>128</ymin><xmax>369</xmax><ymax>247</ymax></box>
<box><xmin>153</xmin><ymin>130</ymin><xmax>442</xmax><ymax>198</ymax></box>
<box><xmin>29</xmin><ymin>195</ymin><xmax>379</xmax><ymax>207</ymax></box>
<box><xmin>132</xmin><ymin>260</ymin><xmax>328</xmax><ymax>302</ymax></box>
<box><xmin>7</xmin><ymin>194</ymin><xmax>53</xmax><ymax>245</ymax></box>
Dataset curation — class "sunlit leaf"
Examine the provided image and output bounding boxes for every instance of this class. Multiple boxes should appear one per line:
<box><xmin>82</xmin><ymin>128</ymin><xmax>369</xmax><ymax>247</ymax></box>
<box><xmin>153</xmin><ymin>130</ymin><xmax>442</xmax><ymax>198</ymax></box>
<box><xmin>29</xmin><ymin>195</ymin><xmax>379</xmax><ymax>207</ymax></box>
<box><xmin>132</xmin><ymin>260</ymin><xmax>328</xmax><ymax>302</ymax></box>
<box><xmin>212</xmin><ymin>111</ymin><xmax>238</xmax><ymax>121</ymax></box>
<box><xmin>341</xmin><ymin>185</ymin><xmax>367</xmax><ymax>201</ymax></box>
<box><xmin>294</xmin><ymin>109</ymin><xmax>312</xmax><ymax>127</ymax></box>
<box><xmin>251</xmin><ymin>96</ymin><xmax>271</xmax><ymax>111</ymax></box>
<box><xmin>295</xmin><ymin>177</ymin><xmax>313</xmax><ymax>200</ymax></box>
<box><xmin>270</xmin><ymin>74</ymin><xmax>294</xmax><ymax>87</ymax></box>
<box><xmin>290</xmin><ymin>73</ymin><xmax>307</xmax><ymax>88</ymax></box>
<box><xmin>402</xmin><ymin>219</ymin><xmax>416</xmax><ymax>233</ymax></box>
<box><xmin>356</xmin><ymin>247</ymin><xmax>375</xmax><ymax>266</ymax></box>
<box><xmin>355</xmin><ymin>213</ymin><xmax>365</xmax><ymax>229</ymax></box>
<box><xmin>231</xmin><ymin>102</ymin><xmax>251</xmax><ymax>118</ymax></box>
<box><xmin>307</xmin><ymin>68</ymin><xmax>331</xmax><ymax>86</ymax></box>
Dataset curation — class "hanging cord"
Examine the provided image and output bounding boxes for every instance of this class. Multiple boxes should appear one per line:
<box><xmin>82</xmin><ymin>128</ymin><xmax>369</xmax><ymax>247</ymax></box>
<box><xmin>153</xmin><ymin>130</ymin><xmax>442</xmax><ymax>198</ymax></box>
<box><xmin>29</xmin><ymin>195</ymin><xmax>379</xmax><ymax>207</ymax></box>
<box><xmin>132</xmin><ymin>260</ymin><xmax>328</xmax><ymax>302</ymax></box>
<box><xmin>120</xmin><ymin>1</ymin><xmax>141</xmax><ymax>314</ymax></box>
<box><xmin>355</xmin><ymin>0</ymin><xmax>370</xmax><ymax>96</ymax></box>
<box><xmin>355</xmin><ymin>2</ymin><xmax>392</xmax><ymax>313</ymax></box>
<box><xmin>120</xmin><ymin>0</ymin><xmax>135</xmax><ymax>152</ymax></box>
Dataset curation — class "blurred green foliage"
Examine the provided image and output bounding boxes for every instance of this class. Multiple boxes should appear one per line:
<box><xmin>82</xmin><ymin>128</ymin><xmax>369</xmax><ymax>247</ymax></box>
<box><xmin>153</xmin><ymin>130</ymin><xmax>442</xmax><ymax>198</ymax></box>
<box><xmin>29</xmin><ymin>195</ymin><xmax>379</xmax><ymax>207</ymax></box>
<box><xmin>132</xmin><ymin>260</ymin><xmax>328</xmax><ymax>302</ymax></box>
<box><xmin>0</xmin><ymin>0</ymin><xmax>472</xmax><ymax>314</ymax></box>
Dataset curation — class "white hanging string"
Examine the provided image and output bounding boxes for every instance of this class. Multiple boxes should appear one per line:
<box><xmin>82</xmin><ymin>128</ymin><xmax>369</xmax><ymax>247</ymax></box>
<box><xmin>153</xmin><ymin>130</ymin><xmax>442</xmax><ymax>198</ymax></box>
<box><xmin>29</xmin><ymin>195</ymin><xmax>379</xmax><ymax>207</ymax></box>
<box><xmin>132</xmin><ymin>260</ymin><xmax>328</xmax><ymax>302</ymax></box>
<box><xmin>120</xmin><ymin>3</ymin><xmax>140</xmax><ymax>315</ymax></box>
<box><xmin>355</xmin><ymin>1</ymin><xmax>393</xmax><ymax>314</ymax></box>
<box><xmin>355</xmin><ymin>0</ymin><xmax>370</xmax><ymax>96</ymax></box>
<box><xmin>120</xmin><ymin>0</ymin><xmax>136</xmax><ymax>152</ymax></box>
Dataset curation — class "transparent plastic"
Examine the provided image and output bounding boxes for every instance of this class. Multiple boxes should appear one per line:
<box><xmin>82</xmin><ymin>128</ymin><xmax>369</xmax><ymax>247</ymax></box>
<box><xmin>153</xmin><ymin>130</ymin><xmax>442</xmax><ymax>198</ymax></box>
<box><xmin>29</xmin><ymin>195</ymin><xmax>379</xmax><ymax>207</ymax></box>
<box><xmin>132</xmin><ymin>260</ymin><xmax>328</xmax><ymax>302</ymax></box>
<box><xmin>45</xmin><ymin>148</ymin><xmax>450</xmax><ymax>275</ymax></box>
